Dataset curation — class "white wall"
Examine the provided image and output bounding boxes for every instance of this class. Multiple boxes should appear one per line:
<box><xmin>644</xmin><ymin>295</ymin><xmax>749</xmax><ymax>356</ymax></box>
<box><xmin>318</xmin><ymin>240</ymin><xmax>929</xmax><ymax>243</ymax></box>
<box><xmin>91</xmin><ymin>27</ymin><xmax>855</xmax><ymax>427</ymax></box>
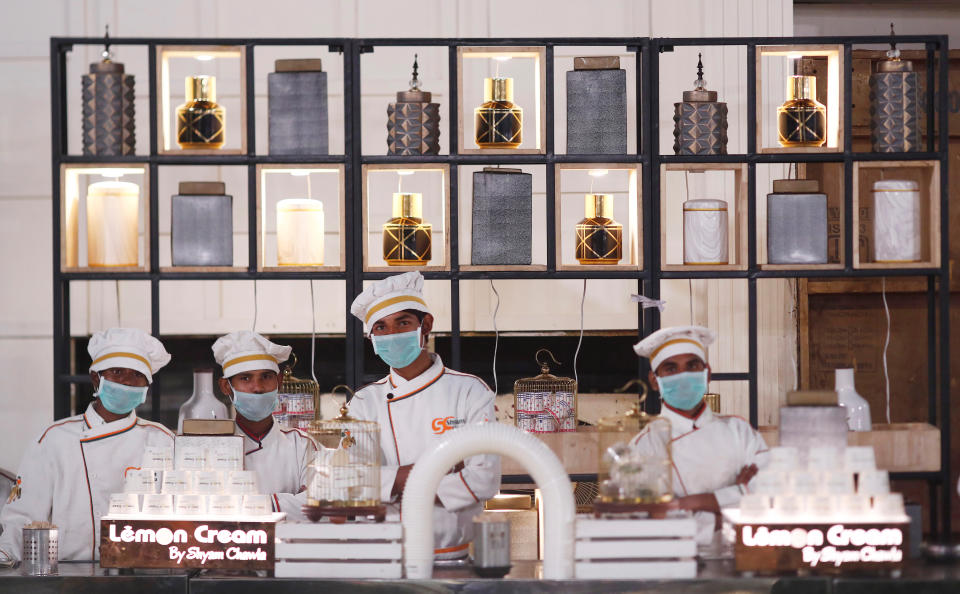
<box><xmin>0</xmin><ymin>0</ymin><xmax>793</xmax><ymax>472</ymax></box>
<box><xmin>795</xmin><ymin>3</ymin><xmax>960</xmax><ymax>40</ymax></box>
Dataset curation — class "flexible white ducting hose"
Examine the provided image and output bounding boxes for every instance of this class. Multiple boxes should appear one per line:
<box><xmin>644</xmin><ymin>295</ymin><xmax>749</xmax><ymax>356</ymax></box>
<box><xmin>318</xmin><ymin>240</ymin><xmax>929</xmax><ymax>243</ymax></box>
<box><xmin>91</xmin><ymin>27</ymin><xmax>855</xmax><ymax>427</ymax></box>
<box><xmin>401</xmin><ymin>423</ymin><xmax>575</xmax><ymax>579</ymax></box>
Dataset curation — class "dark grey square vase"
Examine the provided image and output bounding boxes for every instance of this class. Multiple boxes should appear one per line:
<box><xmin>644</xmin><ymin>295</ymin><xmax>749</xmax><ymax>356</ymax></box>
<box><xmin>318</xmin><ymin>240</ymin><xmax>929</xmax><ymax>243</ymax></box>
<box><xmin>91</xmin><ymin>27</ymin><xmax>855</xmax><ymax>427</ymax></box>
<box><xmin>471</xmin><ymin>169</ymin><xmax>532</xmax><ymax>265</ymax></box>
<box><xmin>172</xmin><ymin>182</ymin><xmax>233</xmax><ymax>267</ymax></box>
<box><xmin>566</xmin><ymin>65</ymin><xmax>627</xmax><ymax>154</ymax></box>
<box><xmin>268</xmin><ymin>60</ymin><xmax>329</xmax><ymax>155</ymax></box>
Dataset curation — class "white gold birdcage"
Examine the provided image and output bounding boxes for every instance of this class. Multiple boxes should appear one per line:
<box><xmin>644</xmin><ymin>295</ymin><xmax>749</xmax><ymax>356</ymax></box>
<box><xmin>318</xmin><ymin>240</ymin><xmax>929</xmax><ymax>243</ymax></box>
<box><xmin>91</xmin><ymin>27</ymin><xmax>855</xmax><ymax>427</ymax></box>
<box><xmin>279</xmin><ymin>352</ymin><xmax>320</xmax><ymax>430</ymax></box>
<box><xmin>595</xmin><ymin>379</ymin><xmax>673</xmax><ymax>511</ymax></box>
<box><xmin>304</xmin><ymin>386</ymin><xmax>385</xmax><ymax>522</ymax></box>
<box><xmin>513</xmin><ymin>349</ymin><xmax>578</xmax><ymax>434</ymax></box>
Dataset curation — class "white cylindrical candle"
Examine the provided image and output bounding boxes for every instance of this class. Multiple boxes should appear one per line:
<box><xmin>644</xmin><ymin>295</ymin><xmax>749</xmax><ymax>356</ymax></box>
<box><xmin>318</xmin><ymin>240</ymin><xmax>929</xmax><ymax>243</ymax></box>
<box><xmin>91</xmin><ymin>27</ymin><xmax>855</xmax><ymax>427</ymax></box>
<box><xmin>683</xmin><ymin>199</ymin><xmax>728</xmax><ymax>265</ymax></box>
<box><xmin>873</xmin><ymin>179</ymin><xmax>921</xmax><ymax>262</ymax></box>
<box><xmin>277</xmin><ymin>198</ymin><xmax>324</xmax><ymax>266</ymax></box>
<box><xmin>87</xmin><ymin>180</ymin><xmax>139</xmax><ymax>267</ymax></box>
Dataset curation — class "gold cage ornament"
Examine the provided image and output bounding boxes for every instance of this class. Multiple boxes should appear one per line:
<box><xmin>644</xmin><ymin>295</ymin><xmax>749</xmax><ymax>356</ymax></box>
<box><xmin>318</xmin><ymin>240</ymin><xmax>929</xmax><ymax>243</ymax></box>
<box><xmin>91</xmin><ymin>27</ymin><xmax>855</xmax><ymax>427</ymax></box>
<box><xmin>513</xmin><ymin>349</ymin><xmax>578</xmax><ymax>434</ymax></box>
<box><xmin>594</xmin><ymin>378</ymin><xmax>674</xmax><ymax>515</ymax></box>
<box><xmin>303</xmin><ymin>385</ymin><xmax>386</xmax><ymax>522</ymax></box>
<box><xmin>278</xmin><ymin>352</ymin><xmax>319</xmax><ymax>430</ymax></box>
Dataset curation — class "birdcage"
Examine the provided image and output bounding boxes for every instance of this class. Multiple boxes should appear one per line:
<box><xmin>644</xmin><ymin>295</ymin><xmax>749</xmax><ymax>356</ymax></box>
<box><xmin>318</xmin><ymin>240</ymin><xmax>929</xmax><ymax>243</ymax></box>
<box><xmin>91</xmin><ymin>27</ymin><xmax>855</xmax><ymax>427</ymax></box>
<box><xmin>303</xmin><ymin>386</ymin><xmax>385</xmax><ymax>522</ymax></box>
<box><xmin>279</xmin><ymin>352</ymin><xmax>320</xmax><ymax>430</ymax></box>
<box><xmin>513</xmin><ymin>349</ymin><xmax>578</xmax><ymax>434</ymax></box>
<box><xmin>595</xmin><ymin>379</ymin><xmax>674</xmax><ymax>516</ymax></box>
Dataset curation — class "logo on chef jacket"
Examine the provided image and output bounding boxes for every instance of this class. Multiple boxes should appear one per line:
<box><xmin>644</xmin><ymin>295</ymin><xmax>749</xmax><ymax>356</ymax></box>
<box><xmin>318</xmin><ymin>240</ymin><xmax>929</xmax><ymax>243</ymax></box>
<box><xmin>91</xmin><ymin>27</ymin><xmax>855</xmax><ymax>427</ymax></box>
<box><xmin>7</xmin><ymin>476</ymin><xmax>21</xmax><ymax>503</ymax></box>
<box><xmin>431</xmin><ymin>416</ymin><xmax>466</xmax><ymax>435</ymax></box>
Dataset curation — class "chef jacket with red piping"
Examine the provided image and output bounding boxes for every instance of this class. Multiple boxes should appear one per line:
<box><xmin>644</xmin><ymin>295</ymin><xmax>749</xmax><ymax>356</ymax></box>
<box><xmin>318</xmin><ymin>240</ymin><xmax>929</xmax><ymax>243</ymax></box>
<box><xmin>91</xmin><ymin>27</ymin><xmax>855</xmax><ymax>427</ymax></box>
<box><xmin>348</xmin><ymin>353</ymin><xmax>501</xmax><ymax>559</ymax></box>
<box><xmin>630</xmin><ymin>402</ymin><xmax>770</xmax><ymax>544</ymax></box>
<box><xmin>0</xmin><ymin>402</ymin><xmax>174</xmax><ymax>561</ymax></box>
<box><xmin>236</xmin><ymin>421</ymin><xmax>317</xmax><ymax>521</ymax></box>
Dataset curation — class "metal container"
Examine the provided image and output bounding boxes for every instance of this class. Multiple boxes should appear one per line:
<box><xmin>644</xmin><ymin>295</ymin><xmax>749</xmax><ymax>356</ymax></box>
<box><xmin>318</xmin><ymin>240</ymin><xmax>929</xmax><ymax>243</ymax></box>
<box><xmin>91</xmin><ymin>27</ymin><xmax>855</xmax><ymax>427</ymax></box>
<box><xmin>82</xmin><ymin>30</ymin><xmax>135</xmax><ymax>156</ymax></box>
<box><xmin>171</xmin><ymin>181</ymin><xmax>233</xmax><ymax>267</ymax></box>
<box><xmin>874</xmin><ymin>179</ymin><xmax>921</xmax><ymax>262</ymax></box>
<box><xmin>268</xmin><ymin>59</ymin><xmax>329</xmax><ymax>156</ymax></box>
<box><xmin>673</xmin><ymin>54</ymin><xmax>727</xmax><ymax>156</ymax></box>
<box><xmin>870</xmin><ymin>26</ymin><xmax>921</xmax><ymax>153</ymax></box>
<box><xmin>683</xmin><ymin>199</ymin><xmax>728</xmax><ymax>265</ymax></box>
<box><xmin>472</xmin><ymin>514</ymin><xmax>511</xmax><ymax>578</ymax></box>
<box><xmin>767</xmin><ymin>179</ymin><xmax>828</xmax><ymax>264</ymax></box>
<box><xmin>22</xmin><ymin>524</ymin><xmax>58</xmax><ymax>576</ymax></box>
<box><xmin>567</xmin><ymin>56</ymin><xmax>627</xmax><ymax>154</ymax></box>
<box><xmin>471</xmin><ymin>168</ymin><xmax>532</xmax><ymax>265</ymax></box>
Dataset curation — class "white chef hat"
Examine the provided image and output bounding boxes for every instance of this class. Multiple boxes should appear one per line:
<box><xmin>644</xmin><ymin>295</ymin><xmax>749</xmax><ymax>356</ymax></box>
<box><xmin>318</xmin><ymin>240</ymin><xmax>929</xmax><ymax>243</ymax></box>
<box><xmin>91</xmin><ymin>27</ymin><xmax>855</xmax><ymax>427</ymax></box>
<box><xmin>88</xmin><ymin>327</ymin><xmax>171</xmax><ymax>384</ymax></box>
<box><xmin>212</xmin><ymin>331</ymin><xmax>292</xmax><ymax>378</ymax></box>
<box><xmin>350</xmin><ymin>271</ymin><xmax>431</xmax><ymax>334</ymax></box>
<box><xmin>633</xmin><ymin>325</ymin><xmax>717</xmax><ymax>373</ymax></box>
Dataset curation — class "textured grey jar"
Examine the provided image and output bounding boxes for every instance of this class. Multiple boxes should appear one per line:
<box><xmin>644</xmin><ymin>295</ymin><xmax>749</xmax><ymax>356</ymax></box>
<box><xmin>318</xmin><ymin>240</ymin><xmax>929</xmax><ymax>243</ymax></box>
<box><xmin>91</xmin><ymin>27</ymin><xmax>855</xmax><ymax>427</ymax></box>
<box><xmin>870</xmin><ymin>60</ymin><xmax>921</xmax><ymax>153</ymax></box>
<box><xmin>268</xmin><ymin>59</ymin><xmax>329</xmax><ymax>155</ymax></box>
<box><xmin>767</xmin><ymin>179</ymin><xmax>828</xmax><ymax>265</ymax></box>
<box><xmin>471</xmin><ymin>168</ymin><xmax>532</xmax><ymax>265</ymax></box>
<box><xmin>172</xmin><ymin>182</ymin><xmax>233</xmax><ymax>267</ymax></box>
<box><xmin>82</xmin><ymin>60</ymin><xmax>136</xmax><ymax>156</ymax></box>
<box><xmin>673</xmin><ymin>55</ymin><xmax>727</xmax><ymax>155</ymax></box>
<box><xmin>566</xmin><ymin>57</ymin><xmax>626</xmax><ymax>154</ymax></box>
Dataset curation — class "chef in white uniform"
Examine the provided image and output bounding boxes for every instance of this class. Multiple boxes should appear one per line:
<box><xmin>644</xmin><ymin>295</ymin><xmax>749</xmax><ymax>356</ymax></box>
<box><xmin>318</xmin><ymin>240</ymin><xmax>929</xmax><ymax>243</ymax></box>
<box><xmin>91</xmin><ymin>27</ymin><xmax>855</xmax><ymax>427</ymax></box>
<box><xmin>0</xmin><ymin>328</ymin><xmax>175</xmax><ymax>562</ymax></box>
<box><xmin>347</xmin><ymin>272</ymin><xmax>501</xmax><ymax>559</ymax></box>
<box><xmin>212</xmin><ymin>331</ymin><xmax>316</xmax><ymax>519</ymax></box>
<box><xmin>631</xmin><ymin>325</ymin><xmax>769</xmax><ymax>544</ymax></box>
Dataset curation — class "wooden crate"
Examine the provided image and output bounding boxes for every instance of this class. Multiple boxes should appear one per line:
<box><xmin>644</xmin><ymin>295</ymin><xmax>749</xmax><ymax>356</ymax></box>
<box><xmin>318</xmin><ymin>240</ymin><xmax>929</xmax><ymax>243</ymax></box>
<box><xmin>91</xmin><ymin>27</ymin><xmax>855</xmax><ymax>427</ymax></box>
<box><xmin>659</xmin><ymin>162</ymin><xmax>748</xmax><ymax>272</ymax></box>
<box><xmin>756</xmin><ymin>45</ymin><xmax>844</xmax><ymax>154</ymax></box>
<box><xmin>274</xmin><ymin>521</ymin><xmax>403</xmax><ymax>579</ymax></box>
<box><xmin>575</xmin><ymin>516</ymin><xmax>697</xmax><ymax>579</ymax></box>
<box><xmin>456</xmin><ymin>46</ymin><xmax>547</xmax><ymax>155</ymax></box>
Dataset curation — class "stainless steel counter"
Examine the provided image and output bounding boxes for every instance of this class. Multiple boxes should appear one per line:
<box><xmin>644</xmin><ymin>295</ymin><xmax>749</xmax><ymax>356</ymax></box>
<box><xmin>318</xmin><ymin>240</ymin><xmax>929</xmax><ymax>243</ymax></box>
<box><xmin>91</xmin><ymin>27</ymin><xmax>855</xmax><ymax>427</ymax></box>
<box><xmin>3</xmin><ymin>559</ymin><xmax>960</xmax><ymax>593</ymax></box>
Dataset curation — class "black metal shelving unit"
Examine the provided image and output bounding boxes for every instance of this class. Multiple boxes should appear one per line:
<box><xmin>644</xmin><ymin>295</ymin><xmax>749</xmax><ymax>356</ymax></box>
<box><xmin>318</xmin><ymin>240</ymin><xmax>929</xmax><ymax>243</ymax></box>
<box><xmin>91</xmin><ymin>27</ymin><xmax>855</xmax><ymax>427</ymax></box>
<box><xmin>50</xmin><ymin>35</ymin><xmax>951</xmax><ymax>534</ymax></box>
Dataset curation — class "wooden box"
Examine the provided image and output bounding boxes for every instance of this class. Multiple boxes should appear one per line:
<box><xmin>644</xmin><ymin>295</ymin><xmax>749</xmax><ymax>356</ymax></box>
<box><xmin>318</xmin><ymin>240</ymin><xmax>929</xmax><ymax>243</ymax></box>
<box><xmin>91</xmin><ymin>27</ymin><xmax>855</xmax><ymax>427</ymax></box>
<box><xmin>457</xmin><ymin>46</ymin><xmax>547</xmax><ymax>155</ymax></box>
<box><xmin>660</xmin><ymin>162</ymin><xmax>748</xmax><ymax>272</ymax></box>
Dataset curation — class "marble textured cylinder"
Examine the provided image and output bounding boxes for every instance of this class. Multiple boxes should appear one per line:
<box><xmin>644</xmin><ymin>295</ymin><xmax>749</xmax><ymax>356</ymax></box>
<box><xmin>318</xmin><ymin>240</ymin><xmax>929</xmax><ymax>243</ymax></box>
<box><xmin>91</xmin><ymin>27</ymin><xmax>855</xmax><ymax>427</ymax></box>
<box><xmin>471</xmin><ymin>168</ymin><xmax>532</xmax><ymax>265</ymax></box>
<box><xmin>87</xmin><ymin>180</ymin><xmax>139</xmax><ymax>267</ymax></box>
<box><xmin>172</xmin><ymin>181</ymin><xmax>233</xmax><ymax>267</ymax></box>
<box><xmin>82</xmin><ymin>60</ymin><xmax>136</xmax><ymax>156</ymax></box>
<box><xmin>566</xmin><ymin>57</ymin><xmax>627</xmax><ymax>154</ymax></box>
<box><xmin>873</xmin><ymin>179</ymin><xmax>921</xmax><ymax>262</ymax></box>
<box><xmin>268</xmin><ymin>60</ymin><xmax>329</xmax><ymax>155</ymax></box>
<box><xmin>767</xmin><ymin>179</ymin><xmax>828</xmax><ymax>264</ymax></box>
<box><xmin>683</xmin><ymin>199</ymin><xmax>728</xmax><ymax>265</ymax></box>
<box><xmin>277</xmin><ymin>198</ymin><xmax>324</xmax><ymax>266</ymax></box>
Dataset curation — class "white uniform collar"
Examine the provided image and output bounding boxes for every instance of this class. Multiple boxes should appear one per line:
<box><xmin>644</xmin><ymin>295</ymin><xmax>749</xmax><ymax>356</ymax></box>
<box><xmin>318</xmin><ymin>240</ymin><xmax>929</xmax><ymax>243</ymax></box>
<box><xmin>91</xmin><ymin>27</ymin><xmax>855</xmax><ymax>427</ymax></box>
<box><xmin>81</xmin><ymin>400</ymin><xmax>139</xmax><ymax>441</ymax></box>
<box><xmin>387</xmin><ymin>353</ymin><xmax>445</xmax><ymax>399</ymax></box>
<box><xmin>658</xmin><ymin>400</ymin><xmax>715</xmax><ymax>438</ymax></box>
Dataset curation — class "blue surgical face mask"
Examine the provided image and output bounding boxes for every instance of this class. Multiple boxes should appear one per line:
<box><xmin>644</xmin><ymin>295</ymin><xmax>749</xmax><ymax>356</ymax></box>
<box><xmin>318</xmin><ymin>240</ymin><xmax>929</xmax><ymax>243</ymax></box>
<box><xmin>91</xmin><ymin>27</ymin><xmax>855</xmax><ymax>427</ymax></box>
<box><xmin>231</xmin><ymin>388</ymin><xmax>279</xmax><ymax>422</ymax></box>
<box><xmin>97</xmin><ymin>377</ymin><xmax>148</xmax><ymax>415</ymax></box>
<box><xmin>371</xmin><ymin>327</ymin><xmax>423</xmax><ymax>369</ymax></box>
<box><xmin>658</xmin><ymin>370</ymin><xmax>708</xmax><ymax>411</ymax></box>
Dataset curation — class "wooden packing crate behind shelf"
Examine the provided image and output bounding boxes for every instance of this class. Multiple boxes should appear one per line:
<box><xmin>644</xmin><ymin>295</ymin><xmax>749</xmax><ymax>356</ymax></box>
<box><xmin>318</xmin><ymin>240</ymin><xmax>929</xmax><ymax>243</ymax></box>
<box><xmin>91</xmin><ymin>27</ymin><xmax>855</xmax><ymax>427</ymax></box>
<box><xmin>758</xmin><ymin>422</ymin><xmax>941</xmax><ymax>472</ymax></box>
<box><xmin>498</xmin><ymin>423</ymin><xmax>939</xmax><ymax>476</ymax></box>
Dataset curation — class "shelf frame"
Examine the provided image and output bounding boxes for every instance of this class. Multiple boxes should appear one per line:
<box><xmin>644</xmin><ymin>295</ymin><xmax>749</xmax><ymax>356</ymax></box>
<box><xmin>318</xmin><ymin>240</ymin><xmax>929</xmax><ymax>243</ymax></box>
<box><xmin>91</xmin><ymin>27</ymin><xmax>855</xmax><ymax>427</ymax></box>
<box><xmin>49</xmin><ymin>34</ymin><xmax>951</xmax><ymax>536</ymax></box>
